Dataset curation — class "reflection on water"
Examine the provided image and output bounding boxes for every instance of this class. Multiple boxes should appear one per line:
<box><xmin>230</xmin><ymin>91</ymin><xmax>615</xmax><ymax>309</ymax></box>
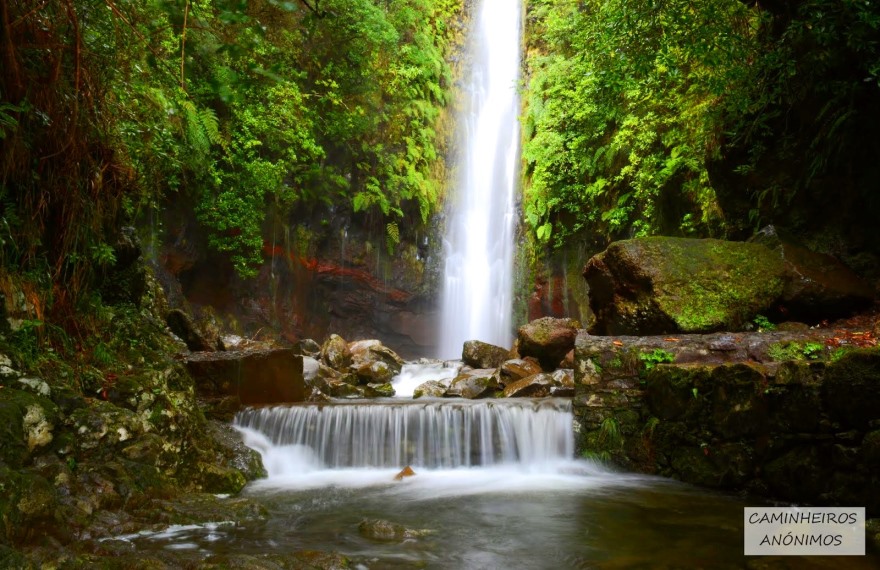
<box><xmin>126</xmin><ymin>465</ymin><xmax>876</xmax><ymax>568</ymax></box>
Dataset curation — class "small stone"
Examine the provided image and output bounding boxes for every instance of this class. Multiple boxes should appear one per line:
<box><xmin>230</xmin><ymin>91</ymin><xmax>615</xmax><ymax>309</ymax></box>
<box><xmin>393</xmin><ymin>466</ymin><xmax>416</xmax><ymax>481</ymax></box>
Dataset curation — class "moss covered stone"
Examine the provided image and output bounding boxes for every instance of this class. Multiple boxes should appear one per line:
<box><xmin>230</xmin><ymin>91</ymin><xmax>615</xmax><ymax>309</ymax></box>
<box><xmin>0</xmin><ymin>389</ymin><xmax>58</xmax><ymax>468</ymax></box>
<box><xmin>823</xmin><ymin>349</ymin><xmax>880</xmax><ymax>429</ymax></box>
<box><xmin>585</xmin><ymin>237</ymin><xmax>786</xmax><ymax>335</ymax></box>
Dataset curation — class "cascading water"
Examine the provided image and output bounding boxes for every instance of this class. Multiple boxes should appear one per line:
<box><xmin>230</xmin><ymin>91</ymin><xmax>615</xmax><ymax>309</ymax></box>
<box><xmin>234</xmin><ymin>399</ymin><xmax>573</xmax><ymax>473</ymax></box>
<box><xmin>438</xmin><ymin>0</ymin><xmax>521</xmax><ymax>358</ymax></box>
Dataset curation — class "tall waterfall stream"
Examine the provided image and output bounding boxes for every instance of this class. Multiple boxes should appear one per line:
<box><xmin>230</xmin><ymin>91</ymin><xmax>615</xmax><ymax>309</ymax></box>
<box><xmin>438</xmin><ymin>0</ymin><xmax>520</xmax><ymax>358</ymax></box>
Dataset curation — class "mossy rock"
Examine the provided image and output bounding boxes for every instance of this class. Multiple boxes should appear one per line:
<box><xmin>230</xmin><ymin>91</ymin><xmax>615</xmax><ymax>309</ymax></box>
<box><xmin>584</xmin><ymin>237</ymin><xmax>786</xmax><ymax>335</ymax></box>
<box><xmin>0</xmin><ymin>546</ymin><xmax>33</xmax><ymax>569</ymax></box>
<box><xmin>0</xmin><ymin>388</ymin><xmax>58</xmax><ymax>468</ymax></box>
<box><xmin>763</xmin><ymin>445</ymin><xmax>833</xmax><ymax>501</ymax></box>
<box><xmin>823</xmin><ymin>349</ymin><xmax>880</xmax><ymax>429</ymax></box>
<box><xmin>708</xmin><ymin>364</ymin><xmax>769</xmax><ymax>439</ymax></box>
<box><xmin>645</xmin><ymin>364</ymin><xmax>712</xmax><ymax>422</ymax></box>
<box><xmin>0</xmin><ymin>466</ymin><xmax>58</xmax><ymax>545</ymax></box>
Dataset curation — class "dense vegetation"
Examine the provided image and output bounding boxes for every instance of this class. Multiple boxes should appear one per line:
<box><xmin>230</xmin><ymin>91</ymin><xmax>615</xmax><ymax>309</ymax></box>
<box><xmin>1</xmin><ymin>0</ymin><xmax>461</xmax><ymax>293</ymax></box>
<box><xmin>522</xmin><ymin>0</ymin><xmax>880</xmax><ymax>255</ymax></box>
<box><xmin>0</xmin><ymin>0</ymin><xmax>461</xmax><ymax>382</ymax></box>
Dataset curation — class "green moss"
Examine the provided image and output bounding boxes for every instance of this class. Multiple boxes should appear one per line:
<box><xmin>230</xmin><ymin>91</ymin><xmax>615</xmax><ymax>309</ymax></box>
<box><xmin>625</xmin><ymin>238</ymin><xmax>787</xmax><ymax>332</ymax></box>
<box><xmin>768</xmin><ymin>340</ymin><xmax>827</xmax><ymax>361</ymax></box>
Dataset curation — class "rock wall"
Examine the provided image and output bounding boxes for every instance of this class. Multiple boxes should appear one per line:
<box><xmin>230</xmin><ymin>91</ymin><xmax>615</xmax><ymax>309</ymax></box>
<box><xmin>573</xmin><ymin>330</ymin><xmax>880</xmax><ymax>515</ymax></box>
<box><xmin>155</xmin><ymin>206</ymin><xmax>444</xmax><ymax>358</ymax></box>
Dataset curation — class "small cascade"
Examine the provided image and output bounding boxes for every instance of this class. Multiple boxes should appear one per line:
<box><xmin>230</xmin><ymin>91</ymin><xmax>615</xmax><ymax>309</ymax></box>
<box><xmin>390</xmin><ymin>362</ymin><xmax>460</xmax><ymax>398</ymax></box>
<box><xmin>234</xmin><ymin>399</ymin><xmax>574</xmax><ymax>472</ymax></box>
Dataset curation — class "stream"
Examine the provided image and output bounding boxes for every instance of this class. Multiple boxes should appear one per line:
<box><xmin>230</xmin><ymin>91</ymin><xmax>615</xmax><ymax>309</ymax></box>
<box><xmin>120</xmin><ymin>397</ymin><xmax>876</xmax><ymax>568</ymax></box>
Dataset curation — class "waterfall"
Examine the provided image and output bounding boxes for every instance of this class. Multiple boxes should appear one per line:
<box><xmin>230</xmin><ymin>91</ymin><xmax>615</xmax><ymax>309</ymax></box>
<box><xmin>234</xmin><ymin>399</ymin><xmax>573</xmax><ymax>472</ymax></box>
<box><xmin>438</xmin><ymin>0</ymin><xmax>521</xmax><ymax>358</ymax></box>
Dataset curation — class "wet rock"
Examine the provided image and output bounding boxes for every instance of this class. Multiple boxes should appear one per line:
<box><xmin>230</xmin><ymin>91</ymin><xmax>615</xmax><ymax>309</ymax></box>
<box><xmin>134</xmin><ymin>493</ymin><xmax>269</xmax><ymax>527</ymax></box>
<box><xmin>293</xmin><ymin>338</ymin><xmax>322</xmax><ymax>358</ymax></box>
<box><xmin>186</xmin><ymin>348</ymin><xmax>305</xmax><ymax>406</ymax></box>
<box><xmin>307</xmin><ymin>387</ymin><xmax>333</xmax><ymax>403</ymax></box>
<box><xmin>502</xmin><ymin>373</ymin><xmax>556</xmax><ymax>398</ymax></box>
<box><xmin>498</xmin><ymin>359</ymin><xmax>543</xmax><ymax>387</ymax></box>
<box><xmin>348</xmin><ymin>340</ymin><xmax>405</xmax><ymax>375</ymax></box>
<box><xmin>328</xmin><ymin>380</ymin><xmax>363</xmax><ymax>399</ymax></box>
<box><xmin>357</xmin><ymin>519</ymin><xmax>431</xmax><ymax>541</ymax></box>
<box><xmin>394</xmin><ymin>466</ymin><xmax>416</xmax><ymax>480</ymax></box>
<box><xmin>0</xmin><ymin>465</ymin><xmax>58</xmax><ymax>544</ymax></box>
<box><xmin>206</xmin><ymin>421</ymin><xmax>266</xmax><ymax>482</ymax></box>
<box><xmin>364</xmin><ymin>382</ymin><xmax>395</xmax><ymax>398</ymax></box>
<box><xmin>413</xmin><ymin>380</ymin><xmax>447</xmax><ymax>399</ymax></box>
<box><xmin>354</xmin><ymin>360</ymin><xmax>393</xmax><ymax>384</ymax></box>
<box><xmin>462</xmin><ymin>340</ymin><xmax>509</xmax><ymax>369</ymax></box>
<box><xmin>751</xmin><ymin>225</ymin><xmax>874</xmax><ymax>320</ymax></box>
<box><xmin>166</xmin><ymin>308</ymin><xmax>219</xmax><ymax>352</ymax></box>
<box><xmin>517</xmin><ymin>317</ymin><xmax>580</xmax><ymax>370</ymax></box>
<box><xmin>445</xmin><ymin>369</ymin><xmax>499</xmax><ymax>399</ymax></box>
<box><xmin>584</xmin><ymin>237</ymin><xmax>786</xmax><ymax>335</ymax></box>
<box><xmin>321</xmin><ymin>334</ymin><xmax>351</xmax><ymax>369</ymax></box>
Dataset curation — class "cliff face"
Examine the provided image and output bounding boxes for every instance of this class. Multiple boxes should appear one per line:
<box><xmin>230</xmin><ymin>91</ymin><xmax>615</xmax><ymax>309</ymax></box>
<box><xmin>155</xmin><ymin>206</ymin><xmax>444</xmax><ymax>358</ymax></box>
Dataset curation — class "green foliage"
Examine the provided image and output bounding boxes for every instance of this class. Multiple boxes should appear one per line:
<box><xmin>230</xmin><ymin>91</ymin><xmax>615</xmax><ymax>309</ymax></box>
<box><xmin>522</xmin><ymin>0</ymin><xmax>753</xmax><ymax>247</ymax></box>
<box><xmin>34</xmin><ymin>0</ymin><xmax>463</xmax><ymax>278</ymax></box>
<box><xmin>598</xmin><ymin>417</ymin><xmax>622</xmax><ymax>448</ymax></box>
<box><xmin>643</xmin><ymin>416</ymin><xmax>660</xmax><ymax>438</ymax></box>
<box><xmin>385</xmin><ymin>221</ymin><xmax>400</xmax><ymax>255</ymax></box>
<box><xmin>522</xmin><ymin>0</ymin><xmax>880</xmax><ymax>247</ymax></box>
<box><xmin>639</xmin><ymin>348</ymin><xmax>675</xmax><ymax>372</ymax></box>
<box><xmin>802</xmin><ymin>342</ymin><xmax>825</xmax><ymax>360</ymax></box>
<box><xmin>767</xmin><ymin>340</ymin><xmax>827</xmax><ymax>361</ymax></box>
<box><xmin>753</xmin><ymin>315</ymin><xmax>776</xmax><ymax>332</ymax></box>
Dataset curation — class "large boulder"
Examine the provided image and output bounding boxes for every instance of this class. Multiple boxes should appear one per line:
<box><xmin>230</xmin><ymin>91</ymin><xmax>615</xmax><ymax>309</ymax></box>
<box><xmin>751</xmin><ymin>226</ymin><xmax>873</xmax><ymax>320</ymax></box>
<box><xmin>186</xmin><ymin>348</ymin><xmax>305</xmax><ymax>406</ymax></box>
<box><xmin>462</xmin><ymin>340</ymin><xmax>510</xmax><ymax>369</ymax></box>
<box><xmin>584</xmin><ymin>237</ymin><xmax>787</xmax><ymax>335</ymax></box>
<box><xmin>517</xmin><ymin>317</ymin><xmax>580</xmax><ymax>370</ymax></box>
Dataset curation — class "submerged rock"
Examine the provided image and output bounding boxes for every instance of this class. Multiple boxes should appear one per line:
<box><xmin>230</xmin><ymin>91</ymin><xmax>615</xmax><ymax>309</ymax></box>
<box><xmin>358</xmin><ymin>518</ymin><xmax>431</xmax><ymax>541</ymax></box>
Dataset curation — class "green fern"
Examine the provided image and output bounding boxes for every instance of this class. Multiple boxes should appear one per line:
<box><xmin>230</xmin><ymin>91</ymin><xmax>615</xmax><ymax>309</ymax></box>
<box><xmin>385</xmin><ymin>221</ymin><xmax>400</xmax><ymax>255</ymax></box>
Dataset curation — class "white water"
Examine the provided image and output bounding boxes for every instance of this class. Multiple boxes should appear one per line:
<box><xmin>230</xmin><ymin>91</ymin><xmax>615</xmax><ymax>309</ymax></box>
<box><xmin>235</xmin><ymin>399</ymin><xmax>572</xmax><ymax>471</ymax></box>
<box><xmin>390</xmin><ymin>362</ymin><xmax>460</xmax><ymax>398</ymax></box>
<box><xmin>438</xmin><ymin>0</ymin><xmax>521</xmax><ymax>359</ymax></box>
